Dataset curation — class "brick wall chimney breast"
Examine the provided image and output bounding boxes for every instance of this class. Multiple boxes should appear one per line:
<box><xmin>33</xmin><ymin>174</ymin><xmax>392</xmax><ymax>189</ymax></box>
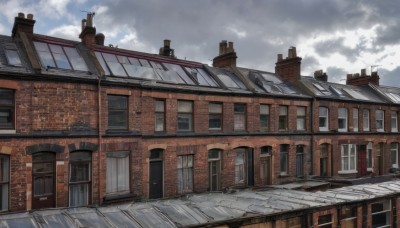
<box><xmin>213</xmin><ymin>40</ymin><xmax>237</xmax><ymax>67</ymax></box>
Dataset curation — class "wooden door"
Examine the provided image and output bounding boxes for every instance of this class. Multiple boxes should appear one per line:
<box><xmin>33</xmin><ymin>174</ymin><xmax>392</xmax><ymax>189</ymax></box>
<box><xmin>260</xmin><ymin>156</ymin><xmax>272</xmax><ymax>185</ymax></box>
<box><xmin>149</xmin><ymin>161</ymin><xmax>163</xmax><ymax>199</ymax></box>
<box><xmin>32</xmin><ymin>152</ymin><xmax>55</xmax><ymax>209</ymax></box>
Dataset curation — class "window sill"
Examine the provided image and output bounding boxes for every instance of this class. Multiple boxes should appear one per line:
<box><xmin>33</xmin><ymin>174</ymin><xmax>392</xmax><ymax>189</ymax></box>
<box><xmin>338</xmin><ymin>129</ymin><xmax>348</xmax><ymax>132</ymax></box>
<box><xmin>367</xmin><ymin>168</ymin><xmax>373</xmax><ymax>172</ymax></box>
<box><xmin>103</xmin><ymin>192</ymin><xmax>134</xmax><ymax>203</ymax></box>
<box><xmin>338</xmin><ymin>170</ymin><xmax>358</xmax><ymax>174</ymax></box>
<box><xmin>279</xmin><ymin>173</ymin><xmax>289</xmax><ymax>177</ymax></box>
<box><xmin>0</xmin><ymin>130</ymin><xmax>16</xmax><ymax>134</ymax></box>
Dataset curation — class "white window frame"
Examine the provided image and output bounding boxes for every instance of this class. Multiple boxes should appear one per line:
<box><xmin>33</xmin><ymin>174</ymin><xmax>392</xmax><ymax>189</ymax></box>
<box><xmin>338</xmin><ymin>108</ymin><xmax>348</xmax><ymax>132</ymax></box>
<box><xmin>339</xmin><ymin>144</ymin><xmax>357</xmax><ymax>174</ymax></box>
<box><xmin>353</xmin><ymin>108</ymin><xmax>358</xmax><ymax>132</ymax></box>
<box><xmin>391</xmin><ymin>111</ymin><xmax>398</xmax><ymax>132</ymax></box>
<box><xmin>319</xmin><ymin>107</ymin><xmax>329</xmax><ymax>131</ymax></box>
<box><xmin>391</xmin><ymin>143</ymin><xmax>398</xmax><ymax>168</ymax></box>
<box><xmin>363</xmin><ymin>109</ymin><xmax>370</xmax><ymax>131</ymax></box>
<box><xmin>367</xmin><ymin>142</ymin><xmax>373</xmax><ymax>171</ymax></box>
<box><xmin>376</xmin><ymin>110</ymin><xmax>384</xmax><ymax>132</ymax></box>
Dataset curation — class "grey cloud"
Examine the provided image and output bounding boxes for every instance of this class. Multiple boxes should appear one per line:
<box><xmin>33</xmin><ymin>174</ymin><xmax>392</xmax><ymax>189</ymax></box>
<box><xmin>377</xmin><ymin>67</ymin><xmax>400</xmax><ymax>87</ymax></box>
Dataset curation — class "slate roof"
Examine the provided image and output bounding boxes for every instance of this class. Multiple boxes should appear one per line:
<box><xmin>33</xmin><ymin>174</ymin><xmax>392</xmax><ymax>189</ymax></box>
<box><xmin>300</xmin><ymin>76</ymin><xmax>387</xmax><ymax>103</ymax></box>
<box><xmin>2</xmin><ymin>180</ymin><xmax>400</xmax><ymax>227</ymax></box>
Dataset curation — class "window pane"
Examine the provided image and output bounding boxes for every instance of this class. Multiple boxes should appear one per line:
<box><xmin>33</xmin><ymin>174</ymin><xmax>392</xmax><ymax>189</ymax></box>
<box><xmin>5</xmin><ymin>49</ymin><xmax>22</xmax><ymax>66</ymax></box>
<box><xmin>209</xmin><ymin>103</ymin><xmax>222</xmax><ymax>113</ymax></box>
<box><xmin>209</xmin><ymin>114</ymin><xmax>222</xmax><ymax>129</ymax></box>
<box><xmin>0</xmin><ymin>109</ymin><xmax>13</xmax><ymax>128</ymax></box>
<box><xmin>155</xmin><ymin>100</ymin><xmax>165</xmax><ymax>112</ymax></box>
<box><xmin>260</xmin><ymin>105</ymin><xmax>269</xmax><ymax>114</ymax></box>
<box><xmin>64</xmin><ymin>47</ymin><xmax>88</xmax><ymax>71</ymax></box>
<box><xmin>178</xmin><ymin>114</ymin><xmax>192</xmax><ymax>131</ymax></box>
<box><xmin>70</xmin><ymin>163</ymin><xmax>90</xmax><ymax>182</ymax></box>
<box><xmin>108</xmin><ymin>95</ymin><xmax>128</xmax><ymax>129</ymax></box>
<box><xmin>279</xmin><ymin>106</ymin><xmax>287</xmax><ymax>115</ymax></box>
<box><xmin>234</xmin><ymin>113</ymin><xmax>245</xmax><ymax>130</ymax></box>
<box><xmin>178</xmin><ymin>101</ymin><xmax>193</xmax><ymax>112</ymax></box>
<box><xmin>297</xmin><ymin>107</ymin><xmax>305</xmax><ymax>116</ymax></box>
<box><xmin>69</xmin><ymin>184</ymin><xmax>88</xmax><ymax>207</ymax></box>
<box><xmin>95</xmin><ymin>52</ymin><xmax>110</xmax><ymax>75</ymax></box>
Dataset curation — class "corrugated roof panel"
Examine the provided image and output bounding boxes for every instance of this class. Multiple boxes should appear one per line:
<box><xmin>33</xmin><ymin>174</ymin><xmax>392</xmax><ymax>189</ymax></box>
<box><xmin>126</xmin><ymin>206</ymin><xmax>176</xmax><ymax>228</ymax></box>
<box><xmin>156</xmin><ymin>203</ymin><xmax>209</xmax><ymax>227</ymax></box>
<box><xmin>0</xmin><ymin>213</ymin><xmax>38</xmax><ymax>228</ymax></box>
<box><xmin>32</xmin><ymin>210</ymin><xmax>75</xmax><ymax>228</ymax></box>
<box><xmin>66</xmin><ymin>208</ymin><xmax>112</xmax><ymax>228</ymax></box>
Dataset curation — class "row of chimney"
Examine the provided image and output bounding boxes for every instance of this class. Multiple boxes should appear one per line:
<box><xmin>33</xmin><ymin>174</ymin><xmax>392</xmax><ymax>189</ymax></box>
<box><xmin>11</xmin><ymin>12</ymin><xmax>380</xmax><ymax>86</ymax></box>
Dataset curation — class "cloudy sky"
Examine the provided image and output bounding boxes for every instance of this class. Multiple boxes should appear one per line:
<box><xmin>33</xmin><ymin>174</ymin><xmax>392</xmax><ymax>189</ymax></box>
<box><xmin>1</xmin><ymin>0</ymin><xmax>400</xmax><ymax>87</ymax></box>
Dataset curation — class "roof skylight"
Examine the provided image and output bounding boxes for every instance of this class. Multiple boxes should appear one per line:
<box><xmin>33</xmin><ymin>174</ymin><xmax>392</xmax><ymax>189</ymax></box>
<box><xmin>329</xmin><ymin>86</ymin><xmax>344</xmax><ymax>97</ymax></box>
<box><xmin>342</xmin><ymin>88</ymin><xmax>369</xmax><ymax>100</ymax></box>
<box><xmin>386</xmin><ymin>92</ymin><xmax>400</xmax><ymax>103</ymax></box>
<box><xmin>95</xmin><ymin>51</ymin><xmax>219</xmax><ymax>87</ymax></box>
<box><xmin>34</xmin><ymin>41</ymin><xmax>88</xmax><ymax>71</ymax></box>
<box><xmin>312</xmin><ymin>83</ymin><xmax>331</xmax><ymax>95</ymax></box>
<box><xmin>4</xmin><ymin>43</ymin><xmax>22</xmax><ymax>66</ymax></box>
<box><xmin>261</xmin><ymin>73</ymin><xmax>282</xmax><ymax>83</ymax></box>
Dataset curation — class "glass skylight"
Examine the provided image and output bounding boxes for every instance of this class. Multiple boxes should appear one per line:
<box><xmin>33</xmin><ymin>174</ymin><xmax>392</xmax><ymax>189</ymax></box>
<box><xmin>4</xmin><ymin>43</ymin><xmax>22</xmax><ymax>66</ymax></box>
<box><xmin>33</xmin><ymin>41</ymin><xmax>88</xmax><ymax>71</ymax></box>
<box><xmin>342</xmin><ymin>88</ymin><xmax>369</xmax><ymax>100</ymax></box>
<box><xmin>312</xmin><ymin>83</ymin><xmax>331</xmax><ymax>95</ymax></box>
<box><xmin>386</xmin><ymin>92</ymin><xmax>400</xmax><ymax>103</ymax></box>
<box><xmin>95</xmin><ymin>52</ymin><xmax>219</xmax><ymax>87</ymax></box>
<box><xmin>215</xmin><ymin>70</ymin><xmax>247</xmax><ymax>89</ymax></box>
<box><xmin>329</xmin><ymin>86</ymin><xmax>344</xmax><ymax>97</ymax></box>
<box><xmin>184</xmin><ymin>67</ymin><xmax>219</xmax><ymax>87</ymax></box>
<box><xmin>261</xmin><ymin>73</ymin><xmax>282</xmax><ymax>83</ymax></box>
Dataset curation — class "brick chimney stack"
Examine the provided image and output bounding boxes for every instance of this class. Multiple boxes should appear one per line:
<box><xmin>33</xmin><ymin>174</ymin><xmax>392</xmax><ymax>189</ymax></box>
<box><xmin>212</xmin><ymin>40</ymin><xmax>237</xmax><ymax>68</ymax></box>
<box><xmin>159</xmin><ymin>39</ymin><xmax>176</xmax><ymax>58</ymax></box>
<box><xmin>346</xmin><ymin>69</ymin><xmax>380</xmax><ymax>86</ymax></box>
<box><xmin>79</xmin><ymin>13</ymin><xmax>96</xmax><ymax>49</ymax></box>
<box><xmin>11</xmin><ymin>12</ymin><xmax>35</xmax><ymax>39</ymax></box>
<box><xmin>314</xmin><ymin>70</ymin><xmax>328</xmax><ymax>82</ymax></box>
<box><xmin>275</xmin><ymin>47</ymin><xmax>302</xmax><ymax>83</ymax></box>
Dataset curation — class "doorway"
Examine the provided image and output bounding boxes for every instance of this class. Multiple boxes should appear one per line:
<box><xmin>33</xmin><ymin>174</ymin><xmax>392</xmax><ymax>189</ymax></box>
<box><xmin>32</xmin><ymin>152</ymin><xmax>55</xmax><ymax>209</ymax></box>
<box><xmin>149</xmin><ymin>149</ymin><xmax>163</xmax><ymax>199</ymax></box>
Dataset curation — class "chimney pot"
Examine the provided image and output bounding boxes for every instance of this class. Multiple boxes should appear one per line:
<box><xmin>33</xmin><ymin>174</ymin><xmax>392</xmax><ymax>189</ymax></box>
<box><xmin>164</xmin><ymin>39</ymin><xmax>171</xmax><ymax>48</ymax></box>
<box><xmin>27</xmin><ymin>14</ymin><xmax>33</xmax><ymax>20</ymax></box>
<box><xmin>86</xmin><ymin>13</ymin><xmax>94</xmax><ymax>27</ymax></box>
<box><xmin>277</xmin><ymin>54</ymin><xmax>283</xmax><ymax>62</ymax></box>
<box><xmin>95</xmin><ymin>33</ymin><xmax>105</xmax><ymax>46</ymax></box>
<box><xmin>361</xmin><ymin>69</ymin><xmax>366</xmax><ymax>76</ymax></box>
<box><xmin>18</xmin><ymin>12</ymin><xmax>25</xmax><ymax>18</ymax></box>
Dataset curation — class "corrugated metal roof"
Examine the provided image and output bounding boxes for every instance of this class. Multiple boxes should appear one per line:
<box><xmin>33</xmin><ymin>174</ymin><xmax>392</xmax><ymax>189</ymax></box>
<box><xmin>2</xmin><ymin>180</ymin><xmax>400</xmax><ymax>227</ymax></box>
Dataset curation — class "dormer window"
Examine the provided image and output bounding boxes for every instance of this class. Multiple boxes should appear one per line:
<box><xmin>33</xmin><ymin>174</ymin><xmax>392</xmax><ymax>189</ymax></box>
<box><xmin>4</xmin><ymin>43</ymin><xmax>22</xmax><ymax>66</ymax></box>
<box><xmin>33</xmin><ymin>42</ymin><xmax>88</xmax><ymax>71</ymax></box>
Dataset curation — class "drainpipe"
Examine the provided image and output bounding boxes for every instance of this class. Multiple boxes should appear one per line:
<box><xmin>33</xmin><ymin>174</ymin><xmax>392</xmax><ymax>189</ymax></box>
<box><xmin>310</xmin><ymin>97</ymin><xmax>315</xmax><ymax>176</ymax></box>
<box><xmin>97</xmin><ymin>76</ymin><xmax>103</xmax><ymax>204</ymax></box>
